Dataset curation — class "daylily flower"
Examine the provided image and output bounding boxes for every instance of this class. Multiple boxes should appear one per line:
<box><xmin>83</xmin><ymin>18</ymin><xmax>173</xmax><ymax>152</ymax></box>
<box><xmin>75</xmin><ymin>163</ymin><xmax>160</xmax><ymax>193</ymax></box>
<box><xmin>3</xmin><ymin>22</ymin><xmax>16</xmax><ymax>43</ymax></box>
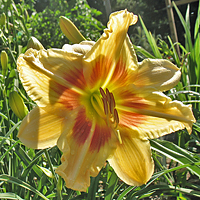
<box><xmin>17</xmin><ymin>10</ymin><xmax>195</xmax><ymax>192</ymax></box>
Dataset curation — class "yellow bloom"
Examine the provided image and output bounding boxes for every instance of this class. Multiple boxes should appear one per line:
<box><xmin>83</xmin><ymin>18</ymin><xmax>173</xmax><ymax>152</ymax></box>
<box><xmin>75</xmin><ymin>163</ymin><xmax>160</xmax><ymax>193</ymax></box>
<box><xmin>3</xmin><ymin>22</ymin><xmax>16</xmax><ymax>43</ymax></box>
<box><xmin>17</xmin><ymin>10</ymin><xmax>195</xmax><ymax>192</ymax></box>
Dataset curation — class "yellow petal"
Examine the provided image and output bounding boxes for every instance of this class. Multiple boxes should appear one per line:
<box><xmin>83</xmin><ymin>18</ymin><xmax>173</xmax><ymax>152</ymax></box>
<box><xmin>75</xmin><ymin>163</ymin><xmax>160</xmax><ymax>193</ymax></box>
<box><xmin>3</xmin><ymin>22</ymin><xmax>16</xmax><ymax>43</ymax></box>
<box><xmin>117</xmin><ymin>89</ymin><xmax>195</xmax><ymax>139</ymax></box>
<box><xmin>62</xmin><ymin>41</ymin><xmax>95</xmax><ymax>55</ymax></box>
<box><xmin>17</xmin><ymin>47</ymin><xmax>85</xmax><ymax>107</ymax></box>
<box><xmin>134</xmin><ymin>59</ymin><xmax>181</xmax><ymax>91</ymax></box>
<box><xmin>108</xmin><ymin>129</ymin><xmax>154</xmax><ymax>186</ymax></box>
<box><xmin>107</xmin><ymin>35</ymin><xmax>139</xmax><ymax>91</ymax></box>
<box><xmin>56</xmin><ymin>107</ymin><xmax>118</xmax><ymax>192</ymax></box>
<box><xmin>18</xmin><ymin>104</ymin><xmax>70</xmax><ymax>149</ymax></box>
<box><xmin>83</xmin><ymin>10</ymin><xmax>138</xmax><ymax>90</ymax></box>
<box><xmin>141</xmin><ymin>92</ymin><xmax>195</xmax><ymax>135</ymax></box>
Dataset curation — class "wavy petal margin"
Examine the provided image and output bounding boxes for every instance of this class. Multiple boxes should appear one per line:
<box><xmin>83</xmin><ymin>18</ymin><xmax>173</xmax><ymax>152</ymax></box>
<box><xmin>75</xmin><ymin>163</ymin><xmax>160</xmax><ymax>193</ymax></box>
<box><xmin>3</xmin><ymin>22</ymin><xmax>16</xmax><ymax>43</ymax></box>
<box><xmin>17</xmin><ymin>47</ymin><xmax>86</xmax><ymax>107</ymax></box>
<box><xmin>117</xmin><ymin>90</ymin><xmax>195</xmax><ymax>140</ymax></box>
<box><xmin>56</xmin><ymin>107</ymin><xmax>118</xmax><ymax>191</ymax></box>
<box><xmin>83</xmin><ymin>10</ymin><xmax>138</xmax><ymax>90</ymax></box>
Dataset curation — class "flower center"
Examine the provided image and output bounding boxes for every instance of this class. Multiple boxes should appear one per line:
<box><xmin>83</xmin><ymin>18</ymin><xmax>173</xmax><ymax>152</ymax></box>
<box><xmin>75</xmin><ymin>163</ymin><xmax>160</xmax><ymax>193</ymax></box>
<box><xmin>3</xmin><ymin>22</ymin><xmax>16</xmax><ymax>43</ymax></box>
<box><xmin>90</xmin><ymin>88</ymin><xmax>119</xmax><ymax>127</ymax></box>
<box><xmin>90</xmin><ymin>88</ymin><xmax>122</xmax><ymax>143</ymax></box>
<box><xmin>99</xmin><ymin>87</ymin><xmax>119</xmax><ymax>128</ymax></box>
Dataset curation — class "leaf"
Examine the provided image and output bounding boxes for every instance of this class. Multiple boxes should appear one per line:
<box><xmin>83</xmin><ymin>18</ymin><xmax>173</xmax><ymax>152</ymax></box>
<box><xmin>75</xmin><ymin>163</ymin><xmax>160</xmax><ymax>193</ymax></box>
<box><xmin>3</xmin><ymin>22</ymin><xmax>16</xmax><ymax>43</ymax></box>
<box><xmin>139</xmin><ymin>15</ymin><xmax>162</xmax><ymax>59</ymax></box>
<box><xmin>116</xmin><ymin>186</ymin><xmax>136</xmax><ymax>200</ymax></box>
<box><xmin>172</xmin><ymin>2</ymin><xmax>193</xmax><ymax>52</ymax></box>
<box><xmin>133</xmin><ymin>45</ymin><xmax>156</xmax><ymax>59</ymax></box>
<box><xmin>87</xmin><ymin>172</ymin><xmax>101</xmax><ymax>200</ymax></box>
<box><xmin>0</xmin><ymin>140</ymin><xmax>20</xmax><ymax>163</ymax></box>
<box><xmin>147</xmin><ymin>159</ymin><xmax>200</xmax><ymax>187</ymax></box>
<box><xmin>105</xmin><ymin>170</ymin><xmax>118</xmax><ymax>200</ymax></box>
<box><xmin>0</xmin><ymin>121</ymin><xmax>21</xmax><ymax>149</ymax></box>
<box><xmin>167</xmin><ymin>36</ymin><xmax>180</xmax><ymax>67</ymax></box>
<box><xmin>21</xmin><ymin>149</ymin><xmax>45</xmax><ymax>178</ymax></box>
<box><xmin>0</xmin><ymin>193</ymin><xmax>23</xmax><ymax>200</ymax></box>
<box><xmin>193</xmin><ymin>121</ymin><xmax>200</xmax><ymax>133</ymax></box>
<box><xmin>150</xmin><ymin>139</ymin><xmax>200</xmax><ymax>178</ymax></box>
<box><xmin>0</xmin><ymin>175</ymin><xmax>49</xmax><ymax>200</ymax></box>
<box><xmin>14</xmin><ymin>145</ymin><xmax>43</xmax><ymax>177</ymax></box>
<box><xmin>129</xmin><ymin>184</ymin><xmax>200</xmax><ymax>198</ymax></box>
<box><xmin>37</xmin><ymin>165</ymin><xmax>54</xmax><ymax>178</ymax></box>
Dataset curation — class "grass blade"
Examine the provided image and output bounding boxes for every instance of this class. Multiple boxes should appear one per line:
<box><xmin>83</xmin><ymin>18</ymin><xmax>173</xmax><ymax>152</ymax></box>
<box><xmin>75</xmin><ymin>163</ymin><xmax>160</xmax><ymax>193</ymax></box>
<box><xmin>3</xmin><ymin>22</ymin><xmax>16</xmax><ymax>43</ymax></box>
<box><xmin>0</xmin><ymin>174</ymin><xmax>49</xmax><ymax>200</ymax></box>
<box><xmin>0</xmin><ymin>193</ymin><xmax>24</xmax><ymax>200</ymax></box>
<box><xmin>139</xmin><ymin>15</ymin><xmax>162</xmax><ymax>58</ymax></box>
<box><xmin>150</xmin><ymin>139</ymin><xmax>200</xmax><ymax>178</ymax></box>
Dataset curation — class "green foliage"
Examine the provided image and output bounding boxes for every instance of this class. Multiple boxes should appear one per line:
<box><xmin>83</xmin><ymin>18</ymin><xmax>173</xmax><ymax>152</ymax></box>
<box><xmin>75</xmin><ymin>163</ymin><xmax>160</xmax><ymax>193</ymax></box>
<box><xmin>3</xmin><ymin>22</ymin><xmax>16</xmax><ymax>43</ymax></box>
<box><xmin>21</xmin><ymin>0</ymin><xmax>104</xmax><ymax>49</ymax></box>
<box><xmin>1</xmin><ymin>0</ymin><xmax>200</xmax><ymax>199</ymax></box>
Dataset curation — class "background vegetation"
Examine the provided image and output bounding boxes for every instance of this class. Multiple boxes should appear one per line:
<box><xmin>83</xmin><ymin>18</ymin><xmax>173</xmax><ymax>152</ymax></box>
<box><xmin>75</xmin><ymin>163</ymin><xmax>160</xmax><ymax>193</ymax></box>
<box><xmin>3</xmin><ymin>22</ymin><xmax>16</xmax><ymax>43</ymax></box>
<box><xmin>0</xmin><ymin>0</ymin><xmax>200</xmax><ymax>199</ymax></box>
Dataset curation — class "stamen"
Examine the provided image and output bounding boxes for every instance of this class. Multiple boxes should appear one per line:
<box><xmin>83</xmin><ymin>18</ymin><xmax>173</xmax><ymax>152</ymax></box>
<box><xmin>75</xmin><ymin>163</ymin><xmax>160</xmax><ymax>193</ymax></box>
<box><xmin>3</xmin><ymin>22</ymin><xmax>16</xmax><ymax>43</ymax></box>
<box><xmin>112</xmin><ymin>129</ymin><xmax>122</xmax><ymax>144</ymax></box>
<box><xmin>114</xmin><ymin>109</ymin><xmax>119</xmax><ymax>125</ymax></box>
<box><xmin>116</xmin><ymin>130</ymin><xmax>122</xmax><ymax>144</ymax></box>
<box><xmin>109</xmin><ymin>92</ymin><xmax>115</xmax><ymax>115</ymax></box>
<box><xmin>99</xmin><ymin>87</ymin><xmax>122</xmax><ymax>144</ymax></box>
<box><xmin>102</xmin><ymin>97</ymin><xmax>108</xmax><ymax>115</ymax></box>
<box><xmin>99</xmin><ymin>87</ymin><xmax>107</xmax><ymax>99</ymax></box>
<box><xmin>99</xmin><ymin>87</ymin><xmax>120</xmax><ymax>128</ymax></box>
<box><xmin>106</xmin><ymin>88</ymin><xmax>111</xmax><ymax>103</ymax></box>
<box><xmin>110</xmin><ymin>92</ymin><xmax>116</xmax><ymax>108</ymax></box>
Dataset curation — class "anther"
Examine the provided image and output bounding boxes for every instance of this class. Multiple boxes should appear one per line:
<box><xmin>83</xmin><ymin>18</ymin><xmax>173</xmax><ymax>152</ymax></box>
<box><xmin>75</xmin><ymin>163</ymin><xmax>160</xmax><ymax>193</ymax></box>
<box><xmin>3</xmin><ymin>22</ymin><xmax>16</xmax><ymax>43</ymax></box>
<box><xmin>114</xmin><ymin>108</ymin><xmax>119</xmax><ymax>126</ymax></box>
<box><xmin>99</xmin><ymin>87</ymin><xmax>119</xmax><ymax>129</ymax></box>
<box><xmin>109</xmin><ymin>92</ymin><xmax>115</xmax><ymax>115</ymax></box>
<box><xmin>100</xmin><ymin>87</ymin><xmax>107</xmax><ymax>99</ymax></box>
<box><xmin>102</xmin><ymin>97</ymin><xmax>108</xmax><ymax>115</ymax></box>
<box><xmin>106</xmin><ymin>88</ymin><xmax>111</xmax><ymax>103</ymax></box>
